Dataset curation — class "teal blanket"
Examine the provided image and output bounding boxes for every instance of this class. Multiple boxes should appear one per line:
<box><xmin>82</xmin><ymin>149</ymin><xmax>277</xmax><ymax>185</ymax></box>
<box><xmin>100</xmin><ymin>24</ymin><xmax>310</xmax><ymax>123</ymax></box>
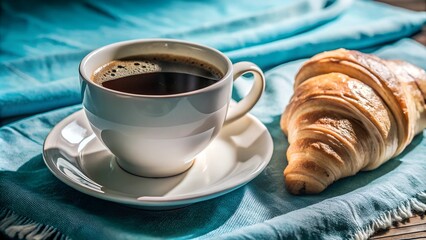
<box><xmin>1</xmin><ymin>0</ymin><xmax>426</xmax><ymax>239</ymax></box>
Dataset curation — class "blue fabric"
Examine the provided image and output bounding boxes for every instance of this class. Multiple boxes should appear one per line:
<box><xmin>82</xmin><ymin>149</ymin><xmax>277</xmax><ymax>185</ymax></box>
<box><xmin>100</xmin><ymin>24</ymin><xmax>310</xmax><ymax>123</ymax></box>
<box><xmin>1</xmin><ymin>0</ymin><xmax>426</xmax><ymax>239</ymax></box>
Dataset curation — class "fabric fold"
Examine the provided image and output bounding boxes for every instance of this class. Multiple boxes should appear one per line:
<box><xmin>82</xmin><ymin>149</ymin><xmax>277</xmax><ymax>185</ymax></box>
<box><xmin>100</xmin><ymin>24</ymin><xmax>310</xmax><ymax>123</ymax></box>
<box><xmin>227</xmin><ymin>1</ymin><xmax>426</xmax><ymax>68</ymax></box>
<box><xmin>1</xmin><ymin>0</ymin><xmax>425</xmax><ymax>120</ymax></box>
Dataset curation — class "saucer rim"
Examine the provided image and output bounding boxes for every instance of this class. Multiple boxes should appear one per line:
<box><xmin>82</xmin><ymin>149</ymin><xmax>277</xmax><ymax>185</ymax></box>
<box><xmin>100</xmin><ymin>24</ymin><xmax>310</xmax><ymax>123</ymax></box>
<box><xmin>43</xmin><ymin>109</ymin><xmax>273</xmax><ymax>207</ymax></box>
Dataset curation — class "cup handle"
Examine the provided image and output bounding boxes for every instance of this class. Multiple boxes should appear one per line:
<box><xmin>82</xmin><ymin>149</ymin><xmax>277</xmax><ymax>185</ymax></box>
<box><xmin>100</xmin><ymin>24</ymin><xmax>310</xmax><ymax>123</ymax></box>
<box><xmin>225</xmin><ymin>62</ymin><xmax>265</xmax><ymax>124</ymax></box>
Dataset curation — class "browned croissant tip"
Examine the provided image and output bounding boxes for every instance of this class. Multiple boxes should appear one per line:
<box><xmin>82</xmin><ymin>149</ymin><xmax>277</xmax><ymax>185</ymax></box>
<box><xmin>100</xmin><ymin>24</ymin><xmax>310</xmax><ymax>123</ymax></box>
<box><xmin>284</xmin><ymin>173</ymin><xmax>326</xmax><ymax>195</ymax></box>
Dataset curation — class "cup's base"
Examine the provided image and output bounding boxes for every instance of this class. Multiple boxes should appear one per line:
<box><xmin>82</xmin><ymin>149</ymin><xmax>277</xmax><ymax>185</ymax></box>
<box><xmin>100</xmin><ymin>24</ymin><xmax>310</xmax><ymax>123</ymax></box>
<box><xmin>115</xmin><ymin>157</ymin><xmax>195</xmax><ymax>178</ymax></box>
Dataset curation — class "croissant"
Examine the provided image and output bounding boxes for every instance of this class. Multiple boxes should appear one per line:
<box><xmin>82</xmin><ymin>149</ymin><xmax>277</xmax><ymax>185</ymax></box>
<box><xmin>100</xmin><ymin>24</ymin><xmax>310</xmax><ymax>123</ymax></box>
<box><xmin>281</xmin><ymin>49</ymin><xmax>426</xmax><ymax>195</ymax></box>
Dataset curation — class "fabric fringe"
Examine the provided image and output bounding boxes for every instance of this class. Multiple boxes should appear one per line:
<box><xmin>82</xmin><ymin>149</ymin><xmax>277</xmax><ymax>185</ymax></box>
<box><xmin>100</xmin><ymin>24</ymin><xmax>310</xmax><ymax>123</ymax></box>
<box><xmin>352</xmin><ymin>191</ymin><xmax>426</xmax><ymax>240</ymax></box>
<box><xmin>0</xmin><ymin>208</ymin><xmax>70</xmax><ymax>240</ymax></box>
<box><xmin>2</xmin><ymin>192</ymin><xmax>426</xmax><ymax>239</ymax></box>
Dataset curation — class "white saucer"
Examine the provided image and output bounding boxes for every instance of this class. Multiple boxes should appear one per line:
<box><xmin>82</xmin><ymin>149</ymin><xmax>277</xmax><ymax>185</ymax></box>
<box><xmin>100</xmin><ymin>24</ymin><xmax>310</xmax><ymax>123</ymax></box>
<box><xmin>43</xmin><ymin>110</ymin><xmax>273</xmax><ymax>209</ymax></box>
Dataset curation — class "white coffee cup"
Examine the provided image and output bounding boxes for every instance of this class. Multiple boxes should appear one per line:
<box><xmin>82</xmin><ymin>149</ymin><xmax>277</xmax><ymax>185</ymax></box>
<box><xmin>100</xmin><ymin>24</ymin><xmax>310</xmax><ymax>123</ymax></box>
<box><xmin>79</xmin><ymin>39</ymin><xmax>265</xmax><ymax>177</ymax></box>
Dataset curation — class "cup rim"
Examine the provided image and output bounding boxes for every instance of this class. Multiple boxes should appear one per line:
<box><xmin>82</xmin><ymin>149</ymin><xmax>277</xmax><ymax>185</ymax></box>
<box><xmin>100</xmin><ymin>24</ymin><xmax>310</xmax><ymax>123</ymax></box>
<box><xmin>79</xmin><ymin>38</ymin><xmax>233</xmax><ymax>98</ymax></box>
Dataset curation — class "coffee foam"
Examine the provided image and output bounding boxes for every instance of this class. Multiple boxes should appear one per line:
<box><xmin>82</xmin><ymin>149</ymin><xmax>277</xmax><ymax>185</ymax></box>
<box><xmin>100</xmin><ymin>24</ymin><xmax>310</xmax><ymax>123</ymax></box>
<box><xmin>91</xmin><ymin>54</ymin><xmax>223</xmax><ymax>84</ymax></box>
<box><xmin>92</xmin><ymin>60</ymin><xmax>161</xmax><ymax>84</ymax></box>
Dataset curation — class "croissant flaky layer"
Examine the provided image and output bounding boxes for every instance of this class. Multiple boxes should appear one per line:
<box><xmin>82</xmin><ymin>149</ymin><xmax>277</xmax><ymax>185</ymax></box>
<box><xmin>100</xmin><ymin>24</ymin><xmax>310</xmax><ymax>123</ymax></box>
<box><xmin>281</xmin><ymin>49</ymin><xmax>426</xmax><ymax>195</ymax></box>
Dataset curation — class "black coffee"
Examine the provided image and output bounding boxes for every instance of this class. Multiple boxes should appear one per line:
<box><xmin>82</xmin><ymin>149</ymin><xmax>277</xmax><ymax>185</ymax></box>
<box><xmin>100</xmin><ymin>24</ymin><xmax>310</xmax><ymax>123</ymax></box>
<box><xmin>91</xmin><ymin>54</ymin><xmax>223</xmax><ymax>95</ymax></box>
